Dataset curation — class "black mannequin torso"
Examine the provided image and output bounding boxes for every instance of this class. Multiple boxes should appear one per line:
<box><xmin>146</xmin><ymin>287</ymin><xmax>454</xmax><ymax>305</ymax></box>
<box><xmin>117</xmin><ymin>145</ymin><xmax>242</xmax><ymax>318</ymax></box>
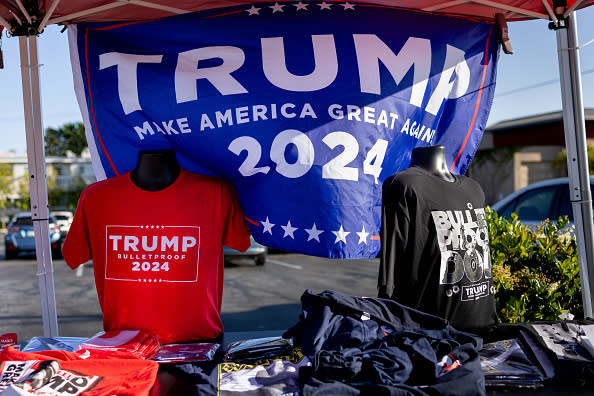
<box><xmin>379</xmin><ymin>145</ymin><xmax>497</xmax><ymax>330</ymax></box>
<box><xmin>130</xmin><ymin>149</ymin><xmax>181</xmax><ymax>191</ymax></box>
<box><xmin>410</xmin><ymin>145</ymin><xmax>455</xmax><ymax>182</ymax></box>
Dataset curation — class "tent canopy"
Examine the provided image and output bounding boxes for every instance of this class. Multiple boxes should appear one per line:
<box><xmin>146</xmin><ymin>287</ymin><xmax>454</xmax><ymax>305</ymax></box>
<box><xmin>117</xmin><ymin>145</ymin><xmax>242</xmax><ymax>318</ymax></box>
<box><xmin>1</xmin><ymin>0</ymin><xmax>593</xmax><ymax>338</ymax></box>
<box><xmin>0</xmin><ymin>0</ymin><xmax>593</xmax><ymax>33</ymax></box>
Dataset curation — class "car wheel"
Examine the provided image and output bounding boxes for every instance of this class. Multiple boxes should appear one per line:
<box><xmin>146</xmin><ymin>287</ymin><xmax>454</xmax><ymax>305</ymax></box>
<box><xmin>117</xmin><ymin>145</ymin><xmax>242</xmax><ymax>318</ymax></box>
<box><xmin>255</xmin><ymin>254</ymin><xmax>266</xmax><ymax>266</ymax></box>
<box><xmin>5</xmin><ymin>246</ymin><xmax>17</xmax><ymax>260</ymax></box>
<box><xmin>52</xmin><ymin>247</ymin><xmax>62</xmax><ymax>260</ymax></box>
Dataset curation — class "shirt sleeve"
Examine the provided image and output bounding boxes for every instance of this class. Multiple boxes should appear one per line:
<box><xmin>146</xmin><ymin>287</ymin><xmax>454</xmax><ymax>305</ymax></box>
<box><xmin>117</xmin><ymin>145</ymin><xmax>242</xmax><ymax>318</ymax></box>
<box><xmin>378</xmin><ymin>177</ymin><xmax>418</xmax><ymax>302</ymax></box>
<box><xmin>221</xmin><ymin>181</ymin><xmax>251</xmax><ymax>252</ymax></box>
<box><xmin>62</xmin><ymin>189</ymin><xmax>92</xmax><ymax>269</ymax></box>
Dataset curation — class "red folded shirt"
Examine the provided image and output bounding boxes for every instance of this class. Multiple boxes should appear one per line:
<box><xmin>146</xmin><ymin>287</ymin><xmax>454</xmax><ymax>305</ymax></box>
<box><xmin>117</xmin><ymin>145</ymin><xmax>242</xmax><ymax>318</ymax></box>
<box><xmin>0</xmin><ymin>333</ymin><xmax>19</xmax><ymax>352</ymax></box>
<box><xmin>0</xmin><ymin>346</ymin><xmax>158</xmax><ymax>395</ymax></box>
<box><xmin>75</xmin><ymin>330</ymin><xmax>161</xmax><ymax>359</ymax></box>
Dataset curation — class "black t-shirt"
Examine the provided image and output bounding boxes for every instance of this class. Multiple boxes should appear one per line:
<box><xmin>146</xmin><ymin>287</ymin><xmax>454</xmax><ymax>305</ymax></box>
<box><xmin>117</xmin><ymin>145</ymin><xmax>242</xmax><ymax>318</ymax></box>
<box><xmin>378</xmin><ymin>166</ymin><xmax>497</xmax><ymax>331</ymax></box>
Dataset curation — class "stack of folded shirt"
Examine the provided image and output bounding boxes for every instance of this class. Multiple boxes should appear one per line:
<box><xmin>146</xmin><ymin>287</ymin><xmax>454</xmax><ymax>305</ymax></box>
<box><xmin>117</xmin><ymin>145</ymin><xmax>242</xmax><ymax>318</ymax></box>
<box><xmin>75</xmin><ymin>330</ymin><xmax>160</xmax><ymax>359</ymax></box>
<box><xmin>223</xmin><ymin>336</ymin><xmax>293</xmax><ymax>362</ymax></box>
<box><xmin>22</xmin><ymin>336</ymin><xmax>88</xmax><ymax>352</ymax></box>
<box><xmin>150</xmin><ymin>342</ymin><xmax>220</xmax><ymax>363</ymax></box>
<box><xmin>480</xmin><ymin>338</ymin><xmax>545</xmax><ymax>389</ymax></box>
<box><xmin>0</xmin><ymin>346</ymin><xmax>159</xmax><ymax>396</ymax></box>
<box><xmin>576</xmin><ymin>325</ymin><xmax>594</xmax><ymax>359</ymax></box>
<box><xmin>0</xmin><ymin>333</ymin><xmax>19</xmax><ymax>352</ymax></box>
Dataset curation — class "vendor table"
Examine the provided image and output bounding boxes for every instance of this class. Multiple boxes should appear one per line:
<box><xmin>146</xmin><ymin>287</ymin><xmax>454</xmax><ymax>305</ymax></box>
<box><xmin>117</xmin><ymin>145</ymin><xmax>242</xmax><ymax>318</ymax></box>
<box><xmin>146</xmin><ymin>330</ymin><xmax>594</xmax><ymax>396</ymax></box>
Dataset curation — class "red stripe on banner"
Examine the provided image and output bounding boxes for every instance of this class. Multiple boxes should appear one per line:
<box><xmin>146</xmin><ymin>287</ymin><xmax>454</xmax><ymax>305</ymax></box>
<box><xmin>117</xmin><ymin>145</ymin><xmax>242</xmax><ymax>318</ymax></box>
<box><xmin>357</xmin><ymin>3</ymin><xmax>486</xmax><ymax>22</ymax></box>
<box><xmin>95</xmin><ymin>9</ymin><xmax>242</xmax><ymax>28</ymax></box>
<box><xmin>370</xmin><ymin>235</ymin><xmax>381</xmax><ymax>241</ymax></box>
<box><xmin>85</xmin><ymin>27</ymin><xmax>119</xmax><ymax>176</ymax></box>
<box><xmin>245</xmin><ymin>216</ymin><xmax>259</xmax><ymax>226</ymax></box>
<box><xmin>96</xmin><ymin>21</ymin><xmax>149</xmax><ymax>30</ymax></box>
<box><xmin>450</xmin><ymin>27</ymin><xmax>493</xmax><ymax>172</ymax></box>
<box><xmin>203</xmin><ymin>10</ymin><xmax>243</xmax><ymax>18</ymax></box>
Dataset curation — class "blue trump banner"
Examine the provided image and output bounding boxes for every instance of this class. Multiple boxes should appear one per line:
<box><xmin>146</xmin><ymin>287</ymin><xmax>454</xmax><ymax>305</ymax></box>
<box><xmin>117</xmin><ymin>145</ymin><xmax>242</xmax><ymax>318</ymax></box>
<box><xmin>69</xmin><ymin>2</ymin><xmax>498</xmax><ymax>259</ymax></box>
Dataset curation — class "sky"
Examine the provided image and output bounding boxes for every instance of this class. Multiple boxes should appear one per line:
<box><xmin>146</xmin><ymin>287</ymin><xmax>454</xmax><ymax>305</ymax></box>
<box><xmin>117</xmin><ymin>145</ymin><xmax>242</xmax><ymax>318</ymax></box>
<box><xmin>0</xmin><ymin>7</ymin><xmax>593</xmax><ymax>155</ymax></box>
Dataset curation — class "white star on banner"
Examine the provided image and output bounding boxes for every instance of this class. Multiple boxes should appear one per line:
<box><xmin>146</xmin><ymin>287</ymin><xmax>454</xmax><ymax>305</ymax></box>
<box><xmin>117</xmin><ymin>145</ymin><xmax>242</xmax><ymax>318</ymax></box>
<box><xmin>281</xmin><ymin>220</ymin><xmax>298</xmax><ymax>239</ymax></box>
<box><xmin>305</xmin><ymin>223</ymin><xmax>324</xmax><ymax>242</ymax></box>
<box><xmin>246</xmin><ymin>5</ymin><xmax>261</xmax><ymax>15</ymax></box>
<box><xmin>342</xmin><ymin>2</ymin><xmax>356</xmax><ymax>10</ymax></box>
<box><xmin>357</xmin><ymin>225</ymin><xmax>370</xmax><ymax>244</ymax></box>
<box><xmin>261</xmin><ymin>217</ymin><xmax>275</xmax><ymax>234</ymax></box>
<box><xmin>332</xmin><ymin>225</ymin><xmax>350</xmax><ymax>244</ymax></box>
<box><xmin>270</xmin><ymin>2</ymin><xmax>285</xmax><ymax>13</ymax></box>
<box><xmin>318</xmin><ymin>1</ymin><xmax>332</xmax><ymax>10</ymax></box>
<box><xmin>294</xmin><ymin>1</ymin><xmax>308</xmax><ymax>11</ymax></box>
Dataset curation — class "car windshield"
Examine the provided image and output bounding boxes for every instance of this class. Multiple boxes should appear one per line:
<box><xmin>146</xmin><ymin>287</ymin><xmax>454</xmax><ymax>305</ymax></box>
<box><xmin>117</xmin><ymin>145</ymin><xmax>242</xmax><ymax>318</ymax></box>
<box><xmin>55</xmin><ymin>215</ymin><xmax>70</xmax><ymax>221</ymax></box>
<box><xmin>13</xmin><ymin>216</ymin><xmax>32</xmax><ymax>226</ymax></box>
<box><xmin>11</xmin><ymin>215</ymin><xmax>57</xmax><ymax>226</ymax></box>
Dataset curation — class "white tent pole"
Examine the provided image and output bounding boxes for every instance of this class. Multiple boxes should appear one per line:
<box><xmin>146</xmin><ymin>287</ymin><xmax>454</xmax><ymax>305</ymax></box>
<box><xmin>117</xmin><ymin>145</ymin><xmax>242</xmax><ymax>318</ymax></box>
<box><xmin>14</xmin><ymin>0</ymin><xmax>32</xmax><ymax>25</ymax></box>
<box><xmin>18</xmin><ymin>35</ymin><xmax>59</xmax><ymax>337</ymax></box>
<box><xmin>38</xmin><ymin>0</ymin><xmax>62</xmax><ymax>33</ymax></box>
<box><xmin>0</xmin><ymin>15</ymin><xmax>12</xmax><ymax>31</ymax></box>
<box><xmin>125</xmin><ymin>0</ymin><xmax>188</xmax><ymax>14</ymax></box>
<box><xmin>47</xmin><ymin>0</ymin><xmax>192</xmax><ymax>26</ymax></box>
<box><xmin>541</xmin><ymin>0</ymin><xmax>559</xmax><ymax>24</ymax></box>
<box><xmin>424</xmin><ymin>0</ymin><xmax>548</xmax><ymax>19</ymax></box>
<box><xmin>555</xmin><ymin>11</ymin><xmax>594</xmax><ymax>318</ymax></box>
<box><xmin>564</xmin><ymin>0</ymin><xmax>586</xmax><ymax>16</ymax></box>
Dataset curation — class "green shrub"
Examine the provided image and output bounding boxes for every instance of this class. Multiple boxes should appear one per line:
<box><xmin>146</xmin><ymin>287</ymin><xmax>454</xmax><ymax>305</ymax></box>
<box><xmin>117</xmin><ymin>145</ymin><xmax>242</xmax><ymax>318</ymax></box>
<box><xmin>486</xmin><ymin>208</ymin><xmax>583</xmax><ymax>323</ymax></box>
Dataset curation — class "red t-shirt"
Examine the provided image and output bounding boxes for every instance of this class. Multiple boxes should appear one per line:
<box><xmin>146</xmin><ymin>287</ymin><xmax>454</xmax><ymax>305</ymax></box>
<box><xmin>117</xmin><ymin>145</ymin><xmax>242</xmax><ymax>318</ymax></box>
<box><xmin>62</xmin><ymin>170</ymin><xmax>251</xmax><ymax>344</ymax></box>
<box><xmin>0</xmin><ymin>346</ymin><xmax>158</xmax><ymax>395</ymax></box>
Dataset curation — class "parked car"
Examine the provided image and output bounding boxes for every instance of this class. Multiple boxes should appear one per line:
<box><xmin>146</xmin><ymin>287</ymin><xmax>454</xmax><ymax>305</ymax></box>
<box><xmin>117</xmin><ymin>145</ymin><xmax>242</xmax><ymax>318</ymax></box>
<box><xmin>51</xmin><ymin>210</ymin><xmax>74</xmax><ymax>238</ymax></box>
<box><xmin>490</xmin><ymin>177</ymin><xmax>594</xmax><ymax>227</ymax></box>
<box><xmin>224</xmin><ymin>236</ymin><xmax>267</xmax><ymax>265</ymax></box>
<box><xmin>4</xmin><ymin>212</ymin><xmax>63</xmax><ymax>259</ymax></box>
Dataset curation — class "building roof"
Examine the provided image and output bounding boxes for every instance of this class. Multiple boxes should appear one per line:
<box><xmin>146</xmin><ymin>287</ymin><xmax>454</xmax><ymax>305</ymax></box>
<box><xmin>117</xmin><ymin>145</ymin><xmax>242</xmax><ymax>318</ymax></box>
<box><xmin>487</xmin><ymin>109</ymin><xmax>594</xmax><ymax>132</ymax></box>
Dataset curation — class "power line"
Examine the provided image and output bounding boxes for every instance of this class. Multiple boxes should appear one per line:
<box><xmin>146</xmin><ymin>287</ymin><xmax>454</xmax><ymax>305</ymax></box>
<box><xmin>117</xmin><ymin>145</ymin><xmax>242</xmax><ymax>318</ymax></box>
<box><xmin>496</xmin><ymin>67</ymin><xmax>594</xmax><ymax>97</ymax></box>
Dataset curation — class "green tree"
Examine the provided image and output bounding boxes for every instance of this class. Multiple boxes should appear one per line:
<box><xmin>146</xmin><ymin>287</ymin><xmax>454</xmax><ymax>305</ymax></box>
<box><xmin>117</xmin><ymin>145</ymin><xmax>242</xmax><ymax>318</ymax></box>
<box><xmin>487</xmin><ymin>208</ymin><xmax>582</xmax><ymax>322</ymax></box>
<box><xmin>16</xmin><ymin>174</ymin><xmax>30</xmax><ymax>210</ymax></box>
<box><xmin>44</xmin><ymin>122</ymin><xmax>87</xmax><ymax>157</ymax></box>
<box><xmin>0</xmin><ymin>163</ymin><xmax>12</xmax><ymax>228</ymax></box>
<box><xmin>552</xmin><ymin>144</ymin><xmax>594</xmax><ymax>174</ymax></box>
<box><xmin>16</xmin><ymin>167</ymin><xmax>57</xmax><ymax>210</ymax></box>
<box><xmin>48</xmin><ymin>176</ymin><xmax>89</xmax><ymax>210</ymax></box>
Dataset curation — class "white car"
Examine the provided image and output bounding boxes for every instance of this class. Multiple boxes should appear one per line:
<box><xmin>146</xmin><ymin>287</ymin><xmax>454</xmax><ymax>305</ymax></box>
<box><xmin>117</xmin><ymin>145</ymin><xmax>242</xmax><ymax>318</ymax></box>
<box><xmin>490</xmin><ymin>177</ymin><xmax>594</xmax><ymax>227</ymax></box>
<box><xmin>5</xmin><ymin>212</ymin><xmax>62</xmax><ymax>259</ymax></box>
<box><xmin>51</xmin><ymin>211</ymin><xmax>74</xmax><ymax>238</ymax></box>
<box><xmin>224</xmin><ymin>236</ymin><xmax>268</xmax><ymax>266</ymax></box>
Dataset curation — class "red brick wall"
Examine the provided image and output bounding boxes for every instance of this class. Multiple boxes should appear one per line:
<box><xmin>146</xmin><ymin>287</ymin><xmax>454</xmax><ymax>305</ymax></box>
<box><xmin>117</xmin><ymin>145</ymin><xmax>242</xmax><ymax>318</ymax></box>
<box><xmin>492</xmin><ymin>120</ymin><xmax>594</xmax><ymax>147</ymax></box>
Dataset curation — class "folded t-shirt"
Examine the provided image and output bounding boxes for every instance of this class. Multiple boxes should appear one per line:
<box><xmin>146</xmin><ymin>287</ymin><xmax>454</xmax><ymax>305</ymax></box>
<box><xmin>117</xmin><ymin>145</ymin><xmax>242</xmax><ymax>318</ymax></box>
<box><xmin>0</xmin><ymin>346</ymin><xmax>158</xmax><ymax>395</ymax></box>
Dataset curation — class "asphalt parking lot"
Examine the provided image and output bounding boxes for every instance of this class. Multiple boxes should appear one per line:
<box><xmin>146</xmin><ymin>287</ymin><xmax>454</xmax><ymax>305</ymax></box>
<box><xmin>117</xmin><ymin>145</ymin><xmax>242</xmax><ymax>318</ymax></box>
<box><xmin>0</xmin><ymin>237</ymin><xmax>380</xmax><ymax>342</ymax></box>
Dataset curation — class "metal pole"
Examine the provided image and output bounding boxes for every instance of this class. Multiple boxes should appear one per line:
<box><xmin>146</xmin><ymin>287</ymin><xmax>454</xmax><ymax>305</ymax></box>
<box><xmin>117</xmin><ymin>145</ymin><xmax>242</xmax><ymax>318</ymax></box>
<box><xmin>555</xmin><ymin>12</ymin><xmax>594</xmax><ymax>318</ymax></box>
<box><xmin>18</xmin><ymin>35</ymin><xmax>59</xmax><ymax>337</ymax></box>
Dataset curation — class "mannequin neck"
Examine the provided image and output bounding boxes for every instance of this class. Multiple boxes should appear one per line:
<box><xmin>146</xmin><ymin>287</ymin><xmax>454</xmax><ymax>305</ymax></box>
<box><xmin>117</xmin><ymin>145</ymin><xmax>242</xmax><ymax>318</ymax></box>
<box><xmin>410</xmin><ymin>146</ymin><xmax>455</xmax><ymax>182</ymax></box>
<box><xmin>130</xmin><ymin>149</ymin><xmax>181</xmax><ymax>191</ymax></box>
